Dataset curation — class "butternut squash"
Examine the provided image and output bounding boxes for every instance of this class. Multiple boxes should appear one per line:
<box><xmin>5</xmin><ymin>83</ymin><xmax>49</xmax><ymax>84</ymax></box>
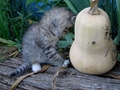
<box><xmin>69</xmin><ymin>0</ymin><xmax>117</xmax><ymax>75</ymax></box>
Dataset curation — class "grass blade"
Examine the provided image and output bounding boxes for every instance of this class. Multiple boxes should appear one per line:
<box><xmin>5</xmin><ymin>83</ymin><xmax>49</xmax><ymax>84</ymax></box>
<box><xmin>69</xmin><ymin>0</ymin><xmax>89</xmax><ymax>12</ymax></box>
<box><xmin>0</xmin><ymin>38</ymin><xmax>17</xmax><ymax>46</ymax></box>
<box><xmin>63</xmin><ymin>0</ymin><xmax>78</xmax><ymax>13</ymax></box>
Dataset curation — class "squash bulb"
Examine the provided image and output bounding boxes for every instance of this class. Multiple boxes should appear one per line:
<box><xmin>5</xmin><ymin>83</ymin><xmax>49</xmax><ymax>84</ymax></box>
<box><xmin>69</xmin><ymin>6</ymin><xmax>117</xmax><ymax>74</ymax></box>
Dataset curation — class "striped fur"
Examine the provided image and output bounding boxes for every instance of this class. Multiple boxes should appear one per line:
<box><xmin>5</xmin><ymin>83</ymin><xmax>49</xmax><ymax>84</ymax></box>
<box><xmin>10</xmin><ymin>63</ymin><xmax>31</xmax><ymax>77</ymax></box>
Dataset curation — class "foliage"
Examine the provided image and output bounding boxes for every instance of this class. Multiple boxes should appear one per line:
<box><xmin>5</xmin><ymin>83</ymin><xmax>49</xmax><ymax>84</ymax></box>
<box><xmin>0</xmin><ymin>0</ymin><xmax>11</xmax><ymax>40</ymax></box>
<box><xmin>0</xmin><ymin>0</ymin><xmax>53</xmax><ymax>47</ymax></box>
<box><xmin>115</xmin><ymin>0</ymin><xmax>120</xmax><ymax>61</ymax></box>
<box><xmin>100</xmin><ymin>0</ymin><xmax>117</xmax><ymax>39</ymax></box>
<box><xmin>0</xmin><ymin>0</ymin><xmax>29</xmax><ymax>49</ymax></box>
<box><xmin>26</xmin><ymin>0</ymin><xmax>53</xmax><ymax>20</ymax></box>
<box><xmin>114</xmin><ymin>0</ymin><xmax>120</xmax><ymax>45</ymax></box>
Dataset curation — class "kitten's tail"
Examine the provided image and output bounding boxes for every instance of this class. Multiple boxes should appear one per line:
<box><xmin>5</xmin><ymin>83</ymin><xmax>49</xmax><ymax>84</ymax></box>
<box><xmin>10</xmin><ymin>63</ymin><xmax>31</xmax><ymax>77</ymax></box>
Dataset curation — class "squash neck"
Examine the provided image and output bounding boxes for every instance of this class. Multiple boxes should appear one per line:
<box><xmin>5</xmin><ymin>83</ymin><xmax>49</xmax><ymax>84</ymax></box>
<box><xmin>88</xmin><ymin>0</ymin><xmax>100</xmax><ymax>15</ymax></box>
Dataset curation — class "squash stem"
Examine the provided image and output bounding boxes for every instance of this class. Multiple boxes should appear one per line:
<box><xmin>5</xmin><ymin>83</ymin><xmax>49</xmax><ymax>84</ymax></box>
<box><xmin>88</xmin><ymin>0</ymin><xmax>100</xmax><ymax>15</ymax></box>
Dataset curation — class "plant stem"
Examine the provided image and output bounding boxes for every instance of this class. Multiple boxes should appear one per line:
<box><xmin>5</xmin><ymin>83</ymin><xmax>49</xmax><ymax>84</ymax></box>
<box><xmin>88</xmin><ymin>0</ymin><xmax>100</xmax><ymax>15</ymax></box>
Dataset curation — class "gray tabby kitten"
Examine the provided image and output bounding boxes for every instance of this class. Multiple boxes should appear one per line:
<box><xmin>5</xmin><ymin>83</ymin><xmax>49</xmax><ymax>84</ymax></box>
<box><xmin>10</xmin><ymin>7</ymin><xmax>76</xmax><ymax>77</ymax></box>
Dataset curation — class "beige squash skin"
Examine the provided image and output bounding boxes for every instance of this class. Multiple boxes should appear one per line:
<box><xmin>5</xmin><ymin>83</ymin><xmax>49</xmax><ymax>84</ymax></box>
<box><xmin>70</xmin><ymin>7</ymin><xmax>117</xmax><ymax>75</ymax></box>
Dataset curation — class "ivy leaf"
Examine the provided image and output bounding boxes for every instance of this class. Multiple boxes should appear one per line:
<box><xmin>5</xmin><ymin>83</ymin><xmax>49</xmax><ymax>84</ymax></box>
<box><xmin>65</xmin><ymin>33</ymin><xmax>73</xmax><ymax>44</ymax></box>
<box><xmin>58</xmin><ymin>41</ymin><xmax>70</xmax><ymax>48</ymax></box>
<box><xmin>58</xmin><ymin>32</ymin><xmax>74</xmax><ymax>48</ymax></box>
<box><xmin>67</xmin><ymin>32</ymin><xmax>74</xmax><ymax>39</ymax></box>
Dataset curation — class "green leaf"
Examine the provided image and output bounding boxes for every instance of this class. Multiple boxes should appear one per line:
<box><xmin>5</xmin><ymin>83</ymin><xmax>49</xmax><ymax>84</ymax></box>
<box><xmin>118</xmin><ymin>54</ymin><xmax>120</xmax><ymax>62</ymax></box>
<box><xmin>69</xmin><ymin>0</ymin><xmax>89</xmax><ymax>12</ymax></box>
<box><xmin>0</xmin><ymin>38</ymin><xmax>17</xmax><ymax>46</ymax></box>
<box><xmin>44</xmin><ymin>0</ymin><xmax>50</xmax><ymax>5</ymax></box>
<box><xmin>68</xmin><ymin>32</ymin><xmax>74</xmax><ymax>39</ymax></box>
<box><xmin>115</xmin><ymin>0</ymin><xmax>120</xmax><ymax>45</ymax></box>
<box><xmin>58</xmin><ymin>41</ymin><xmax>70</xmax><ymax>48</ymax></box>
<box><xmin>58</xmin><ymin>32</ymin><xmax>74</xmax><ymax>48</ymax></box>
<box><xmin>114</xmin><ymin>36</ymin><xmax>117</xmax><ymax>43</ymax></box>
<box><xmin>63</xmin><ymin>0</ymin><xmax>78</xmax><ymax>14</ymax></box>
<box><xmin>26</xmin><ymin>0</ymin><xmax>35</xmax><ymax>6</ymax></box>
<box><xmin>36</xmin><ymin>0</ymin><xmax>41</xmax><ymax>3</ymax></box>
<box><xmin>104</xmin><ymin>0</ymin><xmax>110</xmax><ymax>17</ymax></box>
<box><xmin>65</xmin><ymin>33</ymin><xmax>73</xmax><ymax>44</ymax></box>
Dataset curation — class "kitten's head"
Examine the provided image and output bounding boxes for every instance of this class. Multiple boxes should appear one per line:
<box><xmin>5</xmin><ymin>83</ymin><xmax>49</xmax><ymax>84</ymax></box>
<box><xmin>61</xmin><ymin>15</ymin><xmax>76</xmax><ymax>37</ymax></box>
<box><xmin>56</xmin><ymin>7</ymin><xmax>76</xmax><ymax>37</ymax></box>
<box><xmin>47</xmin><ymin>7</ymin><xmax>76</xmax><ymax>38</ymax></box>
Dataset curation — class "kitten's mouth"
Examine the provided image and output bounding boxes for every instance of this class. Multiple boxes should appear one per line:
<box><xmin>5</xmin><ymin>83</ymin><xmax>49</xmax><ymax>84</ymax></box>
<box><xmin>64</xmin><ymin>29</ymin><xmax>69</xmax><ymax>33</ymax></box>
<box><xmin>64</xmin><ymin>26</ymin><xmax>73</xmax><ymax>33</ymax></box>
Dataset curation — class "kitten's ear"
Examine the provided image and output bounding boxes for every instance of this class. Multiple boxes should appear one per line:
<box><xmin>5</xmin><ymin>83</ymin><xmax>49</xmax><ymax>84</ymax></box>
<box><xmin>71</xmin><ymin>16</ymin><xmax>76</xmax><ymax>24</ymax></box>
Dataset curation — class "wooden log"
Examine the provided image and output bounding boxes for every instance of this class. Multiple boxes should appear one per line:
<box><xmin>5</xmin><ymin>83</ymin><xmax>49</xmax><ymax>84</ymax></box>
<box><xmin>0</xmin><ymin>58</ymin><xmax>120</xmax><ymax>90</ymax></box>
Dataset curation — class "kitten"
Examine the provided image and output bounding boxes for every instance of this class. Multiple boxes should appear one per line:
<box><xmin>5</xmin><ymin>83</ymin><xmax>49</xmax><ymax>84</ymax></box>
<box><xmin>10</xmin><ymin>7</ymin><xmax>76</xmax><ymax>77</ymax></box>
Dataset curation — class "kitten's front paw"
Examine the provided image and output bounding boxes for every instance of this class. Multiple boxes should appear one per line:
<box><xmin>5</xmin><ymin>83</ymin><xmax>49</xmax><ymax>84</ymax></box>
<box><xmin>32</xmin><ymin>63</ymin><xmax>41</xmax><ymax>72</ymax></box>
<box><xmin>62</xmin><ymin>60</ymin><xmax>70</xmax><ymax>66</ymax></box>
